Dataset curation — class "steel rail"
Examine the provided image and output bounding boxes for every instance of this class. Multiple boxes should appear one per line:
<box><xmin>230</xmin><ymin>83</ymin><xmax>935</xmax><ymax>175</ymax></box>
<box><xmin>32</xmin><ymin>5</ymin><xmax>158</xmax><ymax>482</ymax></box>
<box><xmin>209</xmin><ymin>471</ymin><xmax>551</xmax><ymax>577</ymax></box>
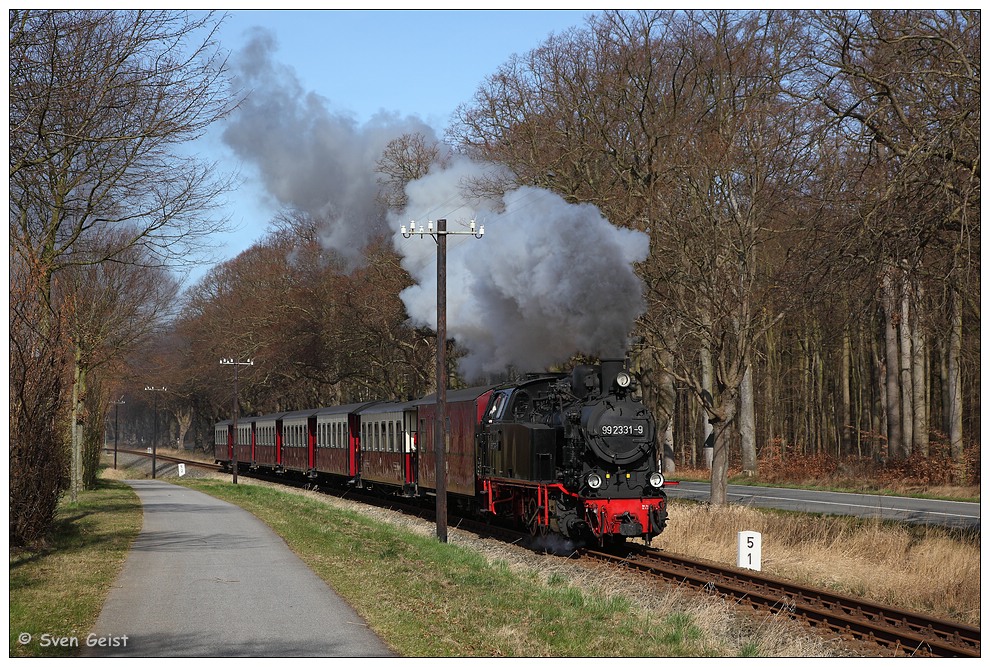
<box><xmin>582</xmin><ymin>545</ymin><xmax>980</xmax><ymax>658</ymax></box>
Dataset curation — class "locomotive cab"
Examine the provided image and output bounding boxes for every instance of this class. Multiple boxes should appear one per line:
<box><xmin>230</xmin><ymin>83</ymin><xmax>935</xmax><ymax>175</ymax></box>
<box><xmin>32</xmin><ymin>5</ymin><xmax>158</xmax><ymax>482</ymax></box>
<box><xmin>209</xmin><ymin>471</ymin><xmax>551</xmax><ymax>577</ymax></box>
<box><xmin>479</xmin><ymin>377</ymin><xmax>563</xmax><ymax>483</ymax></box>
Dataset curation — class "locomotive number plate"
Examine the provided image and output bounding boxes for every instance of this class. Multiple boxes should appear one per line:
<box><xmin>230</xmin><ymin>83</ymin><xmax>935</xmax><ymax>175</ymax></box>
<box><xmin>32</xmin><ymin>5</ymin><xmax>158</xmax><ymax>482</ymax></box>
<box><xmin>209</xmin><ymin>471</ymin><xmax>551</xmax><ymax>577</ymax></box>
<box><xmin>600</xmin><ymin>423</ymin><xmax>645</xmax><ymax>436</ymax></box>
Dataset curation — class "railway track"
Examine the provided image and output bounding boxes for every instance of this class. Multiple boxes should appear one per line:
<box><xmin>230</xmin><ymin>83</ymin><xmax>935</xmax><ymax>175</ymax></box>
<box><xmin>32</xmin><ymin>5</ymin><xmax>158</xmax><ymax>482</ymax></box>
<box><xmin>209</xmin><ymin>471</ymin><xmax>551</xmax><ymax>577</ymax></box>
<box><xmin>582</xmin><ymin>544</ymin><xmax>980</xmax><ymax>658</ymax></box>
<box><xmin>111</xmin><ymin>448</ymin><xmax>980</xmax><ymax>657</ymax></box>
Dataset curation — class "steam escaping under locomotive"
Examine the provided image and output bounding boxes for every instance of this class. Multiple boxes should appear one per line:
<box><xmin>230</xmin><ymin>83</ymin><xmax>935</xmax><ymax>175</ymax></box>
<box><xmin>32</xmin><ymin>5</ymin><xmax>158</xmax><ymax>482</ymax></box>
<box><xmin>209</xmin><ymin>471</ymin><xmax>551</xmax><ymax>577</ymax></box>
<box><xmin>215</xmin><ymin>357</ymin><xmax>669</xmax><ymax>546</ymax></box>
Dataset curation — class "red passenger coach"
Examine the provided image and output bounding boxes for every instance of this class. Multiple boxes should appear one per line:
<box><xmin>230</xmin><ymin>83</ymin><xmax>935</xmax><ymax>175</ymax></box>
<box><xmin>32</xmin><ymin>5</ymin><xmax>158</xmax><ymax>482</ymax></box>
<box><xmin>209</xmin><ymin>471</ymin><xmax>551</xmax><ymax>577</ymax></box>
<box><xmin>280</xmin><ymin>409</ymin><xmax>317</xmax><ymax>473</ymax></box>
<box><xmin>357</xmin><ymin>401</ymin><xmax>416</xmax><ymax>492</ymax></box>
<box><xmin>234</xmin><ymin>420</ymin><xmax>253</xmax><ymax>468</ymax></box>
<box><xmin>214</xmin><ymin>419</ymin><xmax>233</xmax><ymax>465</ymax></box>
<box><xmin>253</xmin><ymin>412</ymin><xmax>283</xmax><ymax>468</ymax></box>
<box><xmin>415</xmin><ymin>387</ymin><xmax>494</xmax><ymax>497</ymax></box>
<box><xmin>313</xmin><ymin>403</ymin><xmax>365</xmax><ymax>480</ymax></box>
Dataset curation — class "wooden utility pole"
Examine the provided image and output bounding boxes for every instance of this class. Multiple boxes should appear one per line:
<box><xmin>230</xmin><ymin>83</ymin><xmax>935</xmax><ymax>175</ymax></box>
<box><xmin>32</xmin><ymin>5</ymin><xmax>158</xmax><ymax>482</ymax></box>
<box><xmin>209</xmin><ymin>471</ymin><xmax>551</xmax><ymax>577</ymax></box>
<box><xmin>111</xmin><ymin>397</ymin><xmax>125</xmax><ymax>470</ymax></box>
<box><xmin>221</xmin><ymin>358</ymin><xmax>254</xmax><ymax>485</ymax></box>
<box><xmin>144</xmin><ymin>386</ymin><xmax>167</xmax><ymax>478</ymax></box>
<box><xmin>400</xmin><ymin>218</ymin><xmax>483</xmax><ymax>542</ymax></box>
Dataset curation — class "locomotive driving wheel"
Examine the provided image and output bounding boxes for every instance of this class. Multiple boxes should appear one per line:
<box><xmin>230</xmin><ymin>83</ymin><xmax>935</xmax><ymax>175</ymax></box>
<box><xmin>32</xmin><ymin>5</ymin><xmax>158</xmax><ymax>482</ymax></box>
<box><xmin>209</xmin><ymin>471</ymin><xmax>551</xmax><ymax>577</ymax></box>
<box><xmin>525</xmin><ymin>497</ymin><xmax>539</xmax><ymax>535</ymax></box>
<box><xmin>524</xmin><ymin>497</ymin><xmax>549</xmax><ymax>536</ymax></box>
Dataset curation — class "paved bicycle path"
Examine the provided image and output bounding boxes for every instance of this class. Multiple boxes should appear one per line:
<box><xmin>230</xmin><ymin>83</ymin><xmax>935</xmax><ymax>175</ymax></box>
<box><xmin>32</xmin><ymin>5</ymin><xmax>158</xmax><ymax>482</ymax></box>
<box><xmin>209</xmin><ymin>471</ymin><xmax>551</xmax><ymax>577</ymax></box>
<box><xmin>83</xmin><ymin>480</ymin><xmax>396</xmax><ymax>657</ymax></box>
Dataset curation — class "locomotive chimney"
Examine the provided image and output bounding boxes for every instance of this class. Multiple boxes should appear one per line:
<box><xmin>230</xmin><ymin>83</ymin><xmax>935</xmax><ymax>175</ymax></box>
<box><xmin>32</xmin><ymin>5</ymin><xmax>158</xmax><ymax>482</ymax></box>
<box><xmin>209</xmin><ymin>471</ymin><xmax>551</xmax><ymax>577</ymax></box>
<box><xmin>600</xmin><ymin>358</ymin><xmax>625</xmax><ymax>392</ymax></box>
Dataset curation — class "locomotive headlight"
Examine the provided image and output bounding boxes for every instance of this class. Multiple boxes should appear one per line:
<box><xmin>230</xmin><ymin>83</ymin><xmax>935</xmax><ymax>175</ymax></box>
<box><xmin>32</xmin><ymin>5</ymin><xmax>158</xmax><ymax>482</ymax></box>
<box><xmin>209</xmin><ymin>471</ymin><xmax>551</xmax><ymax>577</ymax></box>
<box><xmin>649</xmin><ymin>472</ymin><xmax>665</xmax><ymax>488</ymax></box>
<box><xmin>587</xmin><ymin>473</ymin><xmax>603</xmax><ymax>489</ymax></box>
<box><xmin>615</xmin><ymin>371</ymin><xmax>632</xmax><ymax>388</ymax></box>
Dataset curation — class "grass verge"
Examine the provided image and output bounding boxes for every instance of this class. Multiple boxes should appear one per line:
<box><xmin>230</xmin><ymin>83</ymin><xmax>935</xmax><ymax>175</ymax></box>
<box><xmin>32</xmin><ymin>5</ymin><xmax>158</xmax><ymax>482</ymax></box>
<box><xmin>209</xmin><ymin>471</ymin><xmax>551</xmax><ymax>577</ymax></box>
<box><xmin>8</xmin><ymin>480</ymin><xmax>142</xmax><ymax>657</ymax></box>
<box><xmin>179</xmin><ymin>479</ymin><xmax>841</xmax><ymax>657</ymax></box>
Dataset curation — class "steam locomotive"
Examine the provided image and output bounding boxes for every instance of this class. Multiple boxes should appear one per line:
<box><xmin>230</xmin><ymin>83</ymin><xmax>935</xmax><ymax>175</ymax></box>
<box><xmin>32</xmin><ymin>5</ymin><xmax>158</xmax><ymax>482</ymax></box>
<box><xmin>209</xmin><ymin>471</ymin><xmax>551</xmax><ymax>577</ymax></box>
<box><xmin>214</xmin><ymin>357</ymin><xmax>669</xmax><ymax>545</ymax></box>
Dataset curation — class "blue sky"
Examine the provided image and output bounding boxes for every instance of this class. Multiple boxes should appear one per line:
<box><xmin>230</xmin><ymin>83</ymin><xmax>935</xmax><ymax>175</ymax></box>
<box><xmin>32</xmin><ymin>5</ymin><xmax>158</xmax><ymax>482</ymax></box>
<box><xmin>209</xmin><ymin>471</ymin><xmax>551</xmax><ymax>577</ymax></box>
<box><xmin>194</xmin><ymin>8</ymin><xmax>596</xmax><ymax>280</ymax></box>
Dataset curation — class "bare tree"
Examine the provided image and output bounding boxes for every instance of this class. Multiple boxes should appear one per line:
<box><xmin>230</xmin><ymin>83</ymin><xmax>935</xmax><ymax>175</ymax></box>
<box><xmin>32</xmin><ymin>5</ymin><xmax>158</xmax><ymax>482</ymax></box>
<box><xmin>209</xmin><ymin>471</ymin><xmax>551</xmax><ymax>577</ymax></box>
<box><xmin>9</xmin><ymin>263</ymin><xmax>69</xmax><ymax>547</ymax></box>
<box><xmin>59</xmin><ymin>237</ymin><xmax>179</xmax><ymax>497</ymax></box>
<box><xmin>376</xmin><ymin>132</ymin><xmax>452</xmax><ymax>212</ymax></box>
<box><xmin>812</xmin><ymin>10</ymin><xmax>980</xmax><ymax>466</ymax></box>
<box><xmin>10</xmin><ymin>10</ymin><xmax>234</xmax><ymax>294</ymax></box>
<box><xmin>9</xmin><ymin>10</ymin><xmax>234</xmax><ymax>530</ymax></box>
<box><xmin>452</xmin><ymin>10</ymin><xmax>826</xmax><ymax>503</ymax></box>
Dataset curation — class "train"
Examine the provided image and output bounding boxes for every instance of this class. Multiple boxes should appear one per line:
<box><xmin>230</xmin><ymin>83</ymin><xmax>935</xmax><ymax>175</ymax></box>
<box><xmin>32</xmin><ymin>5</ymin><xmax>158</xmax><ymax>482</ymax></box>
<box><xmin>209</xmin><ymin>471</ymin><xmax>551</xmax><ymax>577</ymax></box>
<box><xmin>214</xmin><ymin>357</ymin><xmax>669</xmax><ymax>546</ymax></box>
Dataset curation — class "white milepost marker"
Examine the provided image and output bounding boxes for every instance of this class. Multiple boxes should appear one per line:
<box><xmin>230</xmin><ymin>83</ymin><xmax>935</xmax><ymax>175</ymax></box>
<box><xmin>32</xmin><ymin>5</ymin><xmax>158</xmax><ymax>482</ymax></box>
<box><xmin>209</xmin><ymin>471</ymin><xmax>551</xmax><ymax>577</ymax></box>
<box><xmin>737</xmin><ymin>530</ymin><xmax>762</xmax><ymax>571</ymax></box>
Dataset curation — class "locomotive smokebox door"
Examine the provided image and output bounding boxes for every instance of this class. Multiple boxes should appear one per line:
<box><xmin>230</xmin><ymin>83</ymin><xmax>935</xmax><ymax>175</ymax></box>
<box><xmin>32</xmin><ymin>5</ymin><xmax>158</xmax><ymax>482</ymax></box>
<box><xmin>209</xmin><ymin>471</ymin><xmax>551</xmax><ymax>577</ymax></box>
<box><xmin>581</xmin><ymin>402</ymin><xmax>654</xmax><ymax>466</ymax></box>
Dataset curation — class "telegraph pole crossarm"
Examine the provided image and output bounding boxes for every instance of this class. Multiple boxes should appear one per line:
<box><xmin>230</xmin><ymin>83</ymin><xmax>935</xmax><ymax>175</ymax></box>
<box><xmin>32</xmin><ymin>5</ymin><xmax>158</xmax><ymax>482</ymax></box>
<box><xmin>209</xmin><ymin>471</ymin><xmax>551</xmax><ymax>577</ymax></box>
<box><xmin>399</xmin><ymin>218</ymin><xmax>484</xmax><ymax>543</ymax></box>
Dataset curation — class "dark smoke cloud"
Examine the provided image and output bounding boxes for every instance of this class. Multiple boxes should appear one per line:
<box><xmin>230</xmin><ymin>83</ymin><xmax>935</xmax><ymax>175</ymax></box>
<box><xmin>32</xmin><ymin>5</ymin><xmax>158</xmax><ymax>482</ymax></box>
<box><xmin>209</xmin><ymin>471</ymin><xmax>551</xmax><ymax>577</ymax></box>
<box><xmin>391</xmin><ymin>157</ymin><xmax>649</xmax><ymax>380</ymax></box>
<box><xmin>222</xmin><ymin>33</ymin><xmax>649</xmax><ymax>378</ymax></box>
<box><xmin>221</xmin><ymin>28</ymin><xmax>437</xmax><ymax>266</ymax></box>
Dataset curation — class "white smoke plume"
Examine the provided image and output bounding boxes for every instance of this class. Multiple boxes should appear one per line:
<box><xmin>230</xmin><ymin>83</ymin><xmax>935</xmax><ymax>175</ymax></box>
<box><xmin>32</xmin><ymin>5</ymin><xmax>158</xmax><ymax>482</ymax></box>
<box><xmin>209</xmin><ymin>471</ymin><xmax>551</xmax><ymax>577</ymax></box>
<box><xmin>391</xmin><ymin>157</ymin><xmax>649</xmax><ymax>380</ymax></box>
<box><xmin>221</xmin><ymin>28</ymin><xmax>437</xmax><ymax>266</ymax></box>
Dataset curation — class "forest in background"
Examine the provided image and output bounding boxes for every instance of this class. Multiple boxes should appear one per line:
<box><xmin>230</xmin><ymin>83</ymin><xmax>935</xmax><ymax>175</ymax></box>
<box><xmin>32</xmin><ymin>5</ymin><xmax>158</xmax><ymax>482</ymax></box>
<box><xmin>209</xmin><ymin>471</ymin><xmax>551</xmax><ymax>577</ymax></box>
<box><xmin>11</xmin><ymin>10</ymin><xmax>979</xmax><ymax>545</ymax></box>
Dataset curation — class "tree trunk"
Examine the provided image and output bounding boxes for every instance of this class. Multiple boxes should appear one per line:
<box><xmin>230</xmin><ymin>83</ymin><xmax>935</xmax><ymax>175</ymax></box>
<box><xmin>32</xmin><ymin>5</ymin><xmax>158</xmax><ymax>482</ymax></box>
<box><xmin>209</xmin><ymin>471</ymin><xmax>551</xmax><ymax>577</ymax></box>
<box><xmin>871</xmin><ymin>328</ymin><xmax>886</xmax><ymax>458</ymax></box>
<box><xmin>840</xmin><ymin>328</ymin><xmax>852</xmax><ymax>456</ymax></box>
<box><xmin>175</xmin><ymin>406</ymin><xmax>193</xmax><ymax>450</ymax></box>
<box><xmin>899</xmin><ymin>276</ymin><xmax>914</xmax><ymax>454</ymax></box>
<box><xmin>881</xmin><ymin>267</ymin><xmax>903</xmax><ymax>458</ymax></box>
<box><xmin>910</xmin><ymin>284</ymin><xmax>929</xmax><ymax>456</ymax></box>
<box><xmin>700</xmin><ymin>340</ymin><xmax>715</xmax><ymax>469</ymax></box>
<box><xmin>658</xmin><ymin>348</ymin><xmax>677</xmax><ymax>475</ymax></box>
<box><xmin>709</xmin><ymin>393</ymin><xmax>738</xmax><ymax>505</ymax></box>
<box><xmin>947</xmin><ymin>288</ymin><xmax>964</xmax><ymax>475</ymax></box>
<box><xmin>70</xmin><ymin>344</ymin><xmax>87</xmax><ymax>503</ymax></box>
<box><xmin>739</xmin><ymin>361</ymin><xmax>757</xmax><ymax>475</ymax></box>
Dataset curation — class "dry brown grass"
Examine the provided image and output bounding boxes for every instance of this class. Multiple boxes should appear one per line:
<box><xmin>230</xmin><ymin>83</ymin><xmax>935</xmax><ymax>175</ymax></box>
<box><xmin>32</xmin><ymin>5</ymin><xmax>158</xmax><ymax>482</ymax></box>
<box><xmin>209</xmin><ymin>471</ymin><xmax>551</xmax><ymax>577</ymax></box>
<box><xmin>650</xmin><ymin>502</ymin><xmax>980</xmax><ymax>626</ymax></box>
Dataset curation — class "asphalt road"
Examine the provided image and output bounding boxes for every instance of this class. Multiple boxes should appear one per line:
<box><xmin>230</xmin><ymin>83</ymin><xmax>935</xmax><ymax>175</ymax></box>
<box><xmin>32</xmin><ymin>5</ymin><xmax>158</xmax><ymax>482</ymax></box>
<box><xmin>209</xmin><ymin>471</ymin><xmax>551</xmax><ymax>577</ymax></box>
<box><xmin>82</xmin><ymin>479</ymin><xmax>396</xmax><ymax>658</ymax></box>
<box><xmin>665</xmin><ymin>481</ymin><xmax>981</xmax><ymax>531</ymax></box>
